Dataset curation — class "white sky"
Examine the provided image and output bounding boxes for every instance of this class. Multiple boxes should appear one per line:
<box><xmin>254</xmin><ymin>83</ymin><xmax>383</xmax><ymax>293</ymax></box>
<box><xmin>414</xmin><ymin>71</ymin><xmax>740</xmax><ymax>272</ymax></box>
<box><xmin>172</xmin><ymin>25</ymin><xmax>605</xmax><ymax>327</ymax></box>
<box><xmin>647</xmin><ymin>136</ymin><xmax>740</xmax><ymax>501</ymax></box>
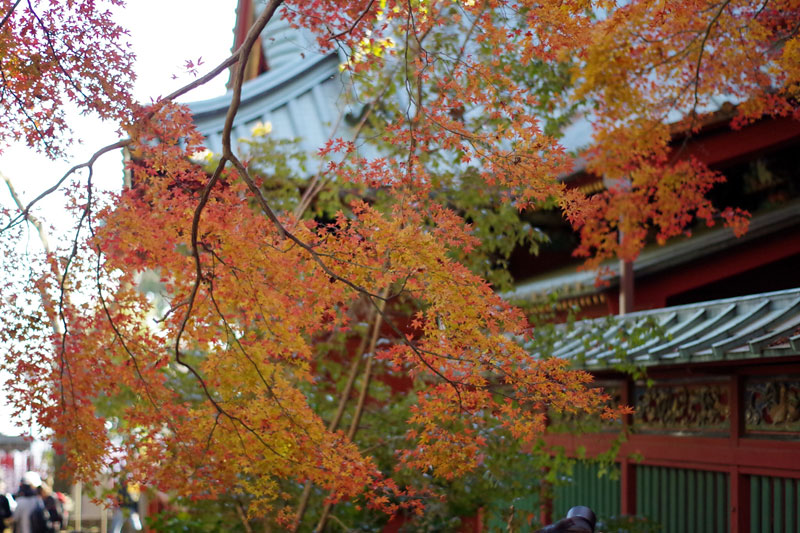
<box><xmin>0</xmin><ymin>0</ymin><xmax>238</xmax><ymax>436</ymax></box>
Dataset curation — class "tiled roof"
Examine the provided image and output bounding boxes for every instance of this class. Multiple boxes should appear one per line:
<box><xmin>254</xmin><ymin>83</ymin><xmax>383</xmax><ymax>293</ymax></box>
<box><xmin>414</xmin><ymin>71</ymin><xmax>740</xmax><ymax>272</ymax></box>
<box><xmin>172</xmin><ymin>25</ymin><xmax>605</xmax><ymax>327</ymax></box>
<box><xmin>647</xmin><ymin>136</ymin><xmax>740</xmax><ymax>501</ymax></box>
<box><xmin>188</xmin><ymin>52</ymin><xmax>349</xmax><ymax>157</ymax></box>
<box><xmin>0</xmin><ymin>433</ymin><xmax>29</xmax><ymax>451</ymax></box>
<box><xmin>542</xmin><ymin>288</ymin><xmax>800</xmax><ymax>369</ymax></box>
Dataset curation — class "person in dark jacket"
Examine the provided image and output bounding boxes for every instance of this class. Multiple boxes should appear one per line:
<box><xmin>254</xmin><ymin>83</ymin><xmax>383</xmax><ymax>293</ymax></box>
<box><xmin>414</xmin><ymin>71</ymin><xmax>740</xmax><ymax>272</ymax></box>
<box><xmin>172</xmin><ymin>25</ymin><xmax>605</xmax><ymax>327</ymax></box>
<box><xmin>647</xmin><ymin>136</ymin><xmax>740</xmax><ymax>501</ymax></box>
<box><xmin>36</xmin><ymin>484</ymin><xmax>61</xmax><ymax>532</ymax></box>
<box><xmin>0</xmin><ymin>480</ymin><xmax>15</xmax><ymax>532</ymax></box>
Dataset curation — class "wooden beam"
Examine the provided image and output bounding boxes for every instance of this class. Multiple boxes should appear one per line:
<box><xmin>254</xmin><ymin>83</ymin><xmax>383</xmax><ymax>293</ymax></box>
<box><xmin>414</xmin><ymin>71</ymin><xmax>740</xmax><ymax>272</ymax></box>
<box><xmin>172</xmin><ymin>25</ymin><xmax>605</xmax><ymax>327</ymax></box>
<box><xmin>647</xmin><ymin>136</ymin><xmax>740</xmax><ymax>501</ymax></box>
<box><xmin>675</xmin><ymin>116</ymin><xmax>800</xmax><ymax>168</ymax></box>
<box><xmin>636</xmin><ymin>232</ymin><xmax>800</xmax><ymax>309</ymax></box>
<box><xmin>544</xmin><ymin>433</ymin><xmax>800</xmax><ymax>476</ymax></box>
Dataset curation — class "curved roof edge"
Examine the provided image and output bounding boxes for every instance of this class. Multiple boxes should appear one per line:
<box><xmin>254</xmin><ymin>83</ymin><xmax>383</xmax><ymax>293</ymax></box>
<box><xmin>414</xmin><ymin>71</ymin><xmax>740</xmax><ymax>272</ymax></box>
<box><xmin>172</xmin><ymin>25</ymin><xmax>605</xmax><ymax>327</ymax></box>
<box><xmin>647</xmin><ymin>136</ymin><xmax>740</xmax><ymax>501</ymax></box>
<box><xmin>189</xmin><ymin>52</ymin><xmax>339</xmax><ymax>120</ymax></box>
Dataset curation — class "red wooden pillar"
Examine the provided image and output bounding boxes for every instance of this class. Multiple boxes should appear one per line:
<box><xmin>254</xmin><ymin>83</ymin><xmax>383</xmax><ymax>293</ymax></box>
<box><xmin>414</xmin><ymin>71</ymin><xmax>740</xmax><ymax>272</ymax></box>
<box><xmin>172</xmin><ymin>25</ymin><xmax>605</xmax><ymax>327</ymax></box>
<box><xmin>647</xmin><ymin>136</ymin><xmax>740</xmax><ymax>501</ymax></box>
<box><xmin>619</xmin><ymin>260</ymin><xmax>634</xmax><ymax>315</ymax></box>
<box><xmin>731</xmin><ymin>469</ymin><xmax>750</xmax><ymax>533</ymax></box>
<box><xmin>729</xmin><ymin>375</ymin><xmax>749</xmax><ymax>533</ymax></box>
<box><xmin>620</xmin><ymin>377</ymin><xmax>636</xmax><ymax>515</ymax></box>
<box><xmin>621</xmin><ymin>459</ymin><xmax>637</xmax><ymax>516</ymax></box>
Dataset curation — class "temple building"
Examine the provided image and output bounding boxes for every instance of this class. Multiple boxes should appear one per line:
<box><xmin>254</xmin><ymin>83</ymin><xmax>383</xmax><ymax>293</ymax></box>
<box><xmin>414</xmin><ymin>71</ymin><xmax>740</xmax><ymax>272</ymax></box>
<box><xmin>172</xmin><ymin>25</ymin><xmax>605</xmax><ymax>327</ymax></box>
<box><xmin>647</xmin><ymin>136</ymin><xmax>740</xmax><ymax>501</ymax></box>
<box><xmin>188</xmin><ymin>3</ymin><xmax>800</xmax><ymax>532</ymax></box>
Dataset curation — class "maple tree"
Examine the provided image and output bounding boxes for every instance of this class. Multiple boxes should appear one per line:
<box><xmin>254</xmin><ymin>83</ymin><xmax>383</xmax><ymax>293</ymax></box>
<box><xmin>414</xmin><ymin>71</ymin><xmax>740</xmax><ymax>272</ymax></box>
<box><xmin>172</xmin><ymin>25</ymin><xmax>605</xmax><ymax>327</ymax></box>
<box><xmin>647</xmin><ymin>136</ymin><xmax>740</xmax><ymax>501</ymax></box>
<box><xmin>1</xmin><ymin>0</ymin><xmax>798</xmax><ymax>529</ymax></box>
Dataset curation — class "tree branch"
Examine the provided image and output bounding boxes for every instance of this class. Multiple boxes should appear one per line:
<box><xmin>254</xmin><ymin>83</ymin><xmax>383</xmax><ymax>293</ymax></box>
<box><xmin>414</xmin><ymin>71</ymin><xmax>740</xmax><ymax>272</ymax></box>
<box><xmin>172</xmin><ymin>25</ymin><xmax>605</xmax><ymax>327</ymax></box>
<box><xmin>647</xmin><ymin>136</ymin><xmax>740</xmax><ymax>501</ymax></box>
<box><xmin>1</xmin><ymin>139</ymin><xmax>129</xmax><ymax>232</ymax></box>
<box><xmin>0</xmin><ymin>0</ymin><xmax>22</xmax><ymax>30</ymax></box>
<box><xmin>690</xmin><ymin>0</ymin><xmax>733</xmax><ymax>122</ymax></box>
<box><xmin>327</xmin><ymin>0</ymin><xmax>376</xmax><ymax>41</ymax></box>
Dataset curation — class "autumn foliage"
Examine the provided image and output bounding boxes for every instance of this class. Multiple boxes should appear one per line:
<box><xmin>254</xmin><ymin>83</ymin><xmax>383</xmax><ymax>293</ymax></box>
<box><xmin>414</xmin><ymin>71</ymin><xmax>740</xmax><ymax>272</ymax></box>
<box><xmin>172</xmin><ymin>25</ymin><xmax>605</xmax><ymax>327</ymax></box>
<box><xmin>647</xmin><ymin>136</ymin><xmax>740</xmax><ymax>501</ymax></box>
<box><xmin>1</xmin><ymin>0</ymin><xmax>798</xmax><ymax>527</ymax></box>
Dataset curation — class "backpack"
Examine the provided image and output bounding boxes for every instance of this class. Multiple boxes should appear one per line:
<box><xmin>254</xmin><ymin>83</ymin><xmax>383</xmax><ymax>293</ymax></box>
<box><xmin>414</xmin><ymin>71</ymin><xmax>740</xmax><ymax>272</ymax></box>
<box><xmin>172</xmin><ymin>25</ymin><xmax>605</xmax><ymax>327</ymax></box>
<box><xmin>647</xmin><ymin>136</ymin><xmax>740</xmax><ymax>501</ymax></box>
<box><xmin>0</xmin><ymin>494</ymin><xmax>11</xmax><ymax>521</ymax></box>
<box><xmin>29</xmin><ymin>501</ymin><xmax>55</xmax><ymax>533</ymax></box>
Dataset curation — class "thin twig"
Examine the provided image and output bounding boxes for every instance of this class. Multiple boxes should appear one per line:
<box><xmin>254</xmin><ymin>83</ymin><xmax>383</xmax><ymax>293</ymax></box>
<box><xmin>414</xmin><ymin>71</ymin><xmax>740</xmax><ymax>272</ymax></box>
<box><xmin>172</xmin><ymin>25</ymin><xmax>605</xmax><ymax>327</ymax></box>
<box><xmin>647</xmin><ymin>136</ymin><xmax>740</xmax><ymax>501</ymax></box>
<box><xmin>27</xmin><ymin>1</ymin><xmax>93</xmax><ymax>105</ymax></box>
<box><xmin>690</xmin><ymin>0</ymin><xmax>733</xmax><ymax>122</ymax></box>
<box><xmin>0</xmin><ymin>66</ymin><xmax>57</xmax><ymax>155</ymax></box>
<box><xmin>328</xmin><ymin>0</ymin><xmax>376</xmax><ymax>41</ymax></box>
<box><xmin>0</xmin><ymin>172</ymin><xmax>61</xmax><ymax>334</ymax></box>
<box><xmin>0</xmin><ymin>0</ymin><xmax>22</xmax><ymax>30</ymax></box>
<box><xmin>2</xmin><ymin>139</ymin><xmax>129</xmax><ymax>232</ymax></box>
<box><xmin>206</xmin><ymin>283</ymin><xmax>311</xmax><ymax>439</ymax></box>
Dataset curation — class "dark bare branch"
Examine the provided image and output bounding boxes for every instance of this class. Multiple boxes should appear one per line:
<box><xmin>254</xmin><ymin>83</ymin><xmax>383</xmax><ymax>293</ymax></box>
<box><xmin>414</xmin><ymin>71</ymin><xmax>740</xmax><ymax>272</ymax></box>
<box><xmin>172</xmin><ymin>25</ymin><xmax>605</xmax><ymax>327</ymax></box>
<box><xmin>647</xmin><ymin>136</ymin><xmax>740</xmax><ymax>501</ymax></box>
<box><xmin>690</xmin><ymin>0</ymin><xmax>733</xmax><ymax>121</ymax></box>
<box><xmin>1</xmin><ymin>139</ymin><xmax>129</xmax><ymax>232</ymax></box>
<box><xmin>0</xmin><ymin>0</ymin><xmax>22</xmax><ymax>30</ymax></box>
<box><xmin>327</xmin><ymin>0</ymin><xmax>376</xmax><ymax>41</ymax></box>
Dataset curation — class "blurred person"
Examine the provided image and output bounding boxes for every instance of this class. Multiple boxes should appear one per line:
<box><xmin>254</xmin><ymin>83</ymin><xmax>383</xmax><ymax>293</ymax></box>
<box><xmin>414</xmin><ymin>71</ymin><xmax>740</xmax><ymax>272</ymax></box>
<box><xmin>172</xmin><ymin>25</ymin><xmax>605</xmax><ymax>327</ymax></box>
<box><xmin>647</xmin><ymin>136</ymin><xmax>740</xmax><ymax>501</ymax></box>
<box><xmin>12</xmin><ymin>471</ymin><xmax>54</xmax><ymax>533</ymax></box>
<box><xmin>110</xmin><ymin>481</ymin><xmax>141</xmax><ymax>533</ymax></box>
<box><xmin>53</xmin><ymin>493</ymin><xmax>70</xmax><ymax>531</ymax></box>
<box><xmin>0</xmin><ymin>480</ymin><xmax>15</xmax><ymax>532</ymax></box>
<box><xmin>35</xmin><ymin>484</ymin><xmax>61</xmax><ymax>532</ymax></box>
